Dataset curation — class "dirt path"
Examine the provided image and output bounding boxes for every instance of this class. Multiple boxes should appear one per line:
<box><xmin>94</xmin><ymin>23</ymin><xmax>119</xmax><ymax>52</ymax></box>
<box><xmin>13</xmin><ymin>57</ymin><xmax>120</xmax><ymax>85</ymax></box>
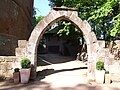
<box><xmin>36</xmin><ymin>54</ymin><xmax>88</xmax><ymax>87</ymax></box>
<box><xmin>0</xmin><ymin>54</ymin><xmax>120</xmax><ymax>90</ymax></box>
<box><xmin>37</xmin><ymin>53</ymin><xmax>87</xmax><ymax>71</ymax></box>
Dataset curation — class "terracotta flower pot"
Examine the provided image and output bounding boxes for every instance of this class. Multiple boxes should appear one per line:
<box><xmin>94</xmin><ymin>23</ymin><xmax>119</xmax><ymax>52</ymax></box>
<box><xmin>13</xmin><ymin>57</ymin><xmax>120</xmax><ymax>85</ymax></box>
<box><xmin>13</xmin><ymin>72</ymin><xmax>20</xmax><ymax>83</ymax></box>
<box><xmin>105</xmin><ymin>74</ymin><xmax>111</xmax><ymax>84</ymax></box>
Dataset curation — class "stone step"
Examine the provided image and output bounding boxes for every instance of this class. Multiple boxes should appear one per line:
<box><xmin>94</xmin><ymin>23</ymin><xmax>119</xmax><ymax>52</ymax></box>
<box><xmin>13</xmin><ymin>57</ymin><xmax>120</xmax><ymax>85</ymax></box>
<box><xmin>18</xmin><ymin>40</ymin><xmax>27</xmax><ymax>48</ymax></box>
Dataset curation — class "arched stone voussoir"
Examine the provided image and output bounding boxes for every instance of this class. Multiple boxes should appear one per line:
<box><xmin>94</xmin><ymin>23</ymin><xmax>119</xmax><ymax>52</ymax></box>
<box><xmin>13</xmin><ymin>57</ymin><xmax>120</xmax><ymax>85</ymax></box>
<box><xmin>51</xmin><ymin>10</ymin><xmax>64</xmax><ymax>19</ymax></box>
<box><xmin>87</xmin><ymin>43</ymin><xmax>99</xmax><ymax>57</ymax></box>
<box><xmin>43</xmin><ymin>12</ymin><xmax>59</xmax><ymax>25</ymax></box>
<box><xmin>26</xmin><ymin>43</ymin><xmax>35</xmax><ymax>54</ymax></box>
<box><xmin>87</xmin><ymin>42</ymin><xmax>99</xmax><ymax>80</ymax></box>
<box><xmin>28</xmin><ymin>30</ymin><xmax>41</xmax><ymax>44</ymax></box>
<box><xmin>81</xmin><ymin>20</ymin><xmax>92</xmax><ymax>35</ymax></box>
<box><xmin>58</xmin><ymin>10</ymin><xmax>68</xmax><ymax>16</ymax></box>
<box><xmin>69</xmin><ymin>15</ymin><xmax>83</xmax><ymax>29</ymax></box>
<box><xmin>34</xmin><ymin>19</ymin><xmax>48</xmax><ymax>32</ymax></box>
<box><xmin>83</xmin><ymin>31</ymin><xmax>97</xmax><ymax>45</ymax></box>
<box><xmin>52</xmin><ymin>7</ymin><xmax>78</xmax><ymax>18</ymax></box>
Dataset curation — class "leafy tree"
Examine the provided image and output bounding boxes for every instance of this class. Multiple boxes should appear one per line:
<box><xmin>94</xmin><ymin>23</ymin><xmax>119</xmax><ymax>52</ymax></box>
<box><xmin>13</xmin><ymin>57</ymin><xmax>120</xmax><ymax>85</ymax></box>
<box><xmin>36</xmin><ymin>16</ymin><xmax>44</xmax><ymax>23</ymax></box>
<box><xmin>48</xmin><ymin>0</ymin><xmax>120</xmax><ymax>40</ymax></box>
<box><xmin>57</xmin><ymin>21</ymin><xmax>82</xmax><ymax>40</ymax></box>
<box><xmin>32</xmin><ymin>8</ymin><xmax>44</xmax><ymax>29</ymax></box>
<box><xmin>88</xmin><ymin>0</ymin><xmax>120</xmax><ymax>38</ymax></box>
<box><xmin>32</xmin><ymin>8</ymin><xmax>37</xmax><ymax>29</ymax></box>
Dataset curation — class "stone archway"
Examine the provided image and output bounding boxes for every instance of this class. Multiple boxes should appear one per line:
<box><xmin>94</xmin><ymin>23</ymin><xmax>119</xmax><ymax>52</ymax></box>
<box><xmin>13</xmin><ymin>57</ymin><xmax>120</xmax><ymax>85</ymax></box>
<box><xmin>25</xmin><ymin>7</ymin><xmax>99</xmax><ymax>80</ymax></box>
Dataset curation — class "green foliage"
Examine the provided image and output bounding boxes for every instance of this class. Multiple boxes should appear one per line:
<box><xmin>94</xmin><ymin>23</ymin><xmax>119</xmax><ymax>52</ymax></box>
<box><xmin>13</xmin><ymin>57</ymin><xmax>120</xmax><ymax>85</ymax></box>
<box><xmin>88</xmin><ymin>0</ymin><xmax>119</xmax><ymax>38</ymax></box>
<box><xmin>105</xmin><ymin>71</ymin><xmax>109</xmax><ymax>74</ymax></box>
<box><xmin>48</xmin><ymin>0</ymin><xmax>64</xmax><ymax>7</ymax></box>
<box><xmin>36</xmin><ymin>16</ymin><xmax>44</xmax><ymax>23</ymax></box>
<box><xmin>57</xmin><ymin>22</ymin><xmax>82</xmax><ymax>39</ymax></box>
<box><xmin>48</xmin><ymin>0</ymin><xmax>120</xmax><ymax>39</ymax></box>
<box><xmin>57</xmin><ymin>22</ymin><xmax>71</xmax><ymax>36</ymax></box>
<box><xmin>88</xmin><ymin>0</ymin><xmax>117</xmax><ymax>20</ymax></box>
<box><xmin>21</xmin><ymin>58</ymin><xmax>31</xmax><ymax>69</ymax></box>
<box><xmin>96</xmin><ymin>61</ymin><xmax>105</xmax><ymax>70</ymax></box>
<box><xmin>32</xmin><ymin>15</ymin><xmax>44</xmax><ymax>29</ymax></box>
<box><xmin>32</xmin><ymin>16</ymin><xmax>37</xmax><ymax>29</ymax></box>
<box><xmin>14</xmin><ymin>68</ymin><xmax>19</xmax><ymax>72</ymax></box>
<box><xmin>110</xmin><ymin>13</ymin><xmax>120</xmax><ymax>37</ymax></box>
<box><xmin>32</xmin><ymin>7</ymin><xmax>44</xmax><ymax>29</ymax></box>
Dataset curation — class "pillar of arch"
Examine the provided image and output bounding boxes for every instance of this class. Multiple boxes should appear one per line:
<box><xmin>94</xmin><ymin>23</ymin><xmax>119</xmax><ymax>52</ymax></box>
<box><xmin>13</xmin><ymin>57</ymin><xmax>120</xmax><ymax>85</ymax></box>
<box><xmin>25</xmin><ymin>7</ymin><xmax>99</xmax><ymax>80</ymax></box>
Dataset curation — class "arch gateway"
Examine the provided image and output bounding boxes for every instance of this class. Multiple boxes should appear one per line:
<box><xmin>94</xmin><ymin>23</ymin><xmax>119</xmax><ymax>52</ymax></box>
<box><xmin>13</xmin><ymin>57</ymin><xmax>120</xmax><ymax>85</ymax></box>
<box><xmin>25</xmin><ymin>7</ymin><xmax>99</xmax><ymax>80</ymax></box>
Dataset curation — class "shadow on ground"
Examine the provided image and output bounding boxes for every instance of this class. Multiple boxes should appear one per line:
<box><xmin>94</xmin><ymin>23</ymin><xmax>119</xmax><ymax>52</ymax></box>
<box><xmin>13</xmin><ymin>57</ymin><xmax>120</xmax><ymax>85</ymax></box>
<box><xmin>0</xmin><ymin>80</ymin><xmax>120</xmax><ymax>90</ymax></box>
<box><xmin>37</xmin><ymin>67</ymin><xmax>87</xmax><ymax>79</ymax></box>
<box><xmin>0</xmin><ymin>69</ymin><xmax>120</xmax><ymax>90</ymax></box>
<box><xmin>37</xmin><ymin>54</ymin><xmax>75</xmax><ymax>66</ymax></box>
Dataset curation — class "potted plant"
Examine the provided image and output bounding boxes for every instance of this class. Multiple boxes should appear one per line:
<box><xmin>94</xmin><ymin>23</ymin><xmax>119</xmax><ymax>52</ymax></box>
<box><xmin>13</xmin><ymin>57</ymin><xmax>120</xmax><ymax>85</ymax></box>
<box><xmin>13</xmin><ymin>68</ymin><xmax>20</xmax><ymax>83</ymax></box>
<box><xmin>105</xmin><ymin>71</ymin><xmax>111</xmax><ymax>84</ymax></box>
<box><xmin>95</xmin><ymin>60</ymin><xmax>105</xmax><ymax>84</ymax></box>
<box><xmin>20</xmin><ymin>58</ymin><xmax>31</xmax><ymax>83</ymax></box>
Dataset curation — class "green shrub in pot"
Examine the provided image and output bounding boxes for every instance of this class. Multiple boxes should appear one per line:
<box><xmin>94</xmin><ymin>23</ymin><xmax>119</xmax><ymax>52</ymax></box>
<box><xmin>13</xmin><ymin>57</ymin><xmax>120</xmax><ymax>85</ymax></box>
<box><xmin>21</xmin><ymin>58</ymin><xmax>31</xmax><ymax>68</ymax></box>
<box><xmin>105</xmin><ymin>71</ymin><xmax>109</xmax><ymax>74</ymax></box>
<box><xmin>96</xmin><ymin>60</ymin><xmax>105</xmax><ymax>70</ymax></box>
<box><xmin>95</xmin><ymin>60</ymin><xmax>105</xmax><ymax>84</ymax></box>
<box><xmin>13</xmin><ymin>68</ymin><xmax>20</xmax><ymax>83</ymax></box>
<box><xmin>20</xmin><ymin>58</ymin><xmax>31</xmax><ymax>83</ymax></box>
<box><xmin>14</xmin><ymin>68</ymin><xmax>20</xmax><ymax>72</ymax></box>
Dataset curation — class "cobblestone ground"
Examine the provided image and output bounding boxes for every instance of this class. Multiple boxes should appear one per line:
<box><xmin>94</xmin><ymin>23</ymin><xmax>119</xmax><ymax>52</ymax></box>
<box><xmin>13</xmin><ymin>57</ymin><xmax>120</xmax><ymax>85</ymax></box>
<box><xmin>0</xmin><ymin>54</ymin><xmax>120</xmax><ymax>90</ymax></box>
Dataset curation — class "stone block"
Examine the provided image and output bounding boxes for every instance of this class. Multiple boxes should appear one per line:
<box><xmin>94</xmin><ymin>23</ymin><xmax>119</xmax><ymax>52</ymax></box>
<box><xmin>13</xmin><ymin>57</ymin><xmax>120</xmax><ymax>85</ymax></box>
<box><xmin>0</xmin><ymin>56</ymin><xmax>5</xmax><ymax>62</ymax></box>
<box><xmin>35</xmin><ymin>19</ymin><xmax>47</xmax><ymax>32</ymax></box>
<box><xmin>1</xmin><ymin>63</ymin><xmax>7</xmax><ymax>73</ymax></box>
<box><xmin>59</xmin><ymin>10</ymin><xmax>68</xmax><ymax>16</ymax></box>
<box><xmin>87</xmin><ymin>62</ymin><xmax>96</xmax><ymax>80</ymax></box>
<box><xmin>83</xmin><ymin>31</ymin><xmax>97</xmax><ymax>45</ymax></box>
<box><xmin>18</xmin><ymin>40</ymin><xmax>27</xmax><ymax>48</ymax></box>
<box><xmin>97</xmin><ymin>47</ymin><xmax>106</xmax><ymax>61</ymax></box>
<box><xmin>52</xmin><ymin>9</ymin><xmax>62</xmax><ymax>18</ymax></box>
<box><xmin>0</xmin><ymin>64</ymin><xmax>3</xmax><ymax>70</ymax></box>
<box><xmin>26</xmin><ymin>43</ymin><xmax>36</xmax><ymax>55</ymax></box>
<box><xmin>109</xmin><ymin>62</ymin><xmax>120</xmax><ymax>82</ymax></box>
<box><xmin>12</xmin><ymin>61</ymin><xmax>21</xmax><ymax>69</ymax></box>
<box><xmin>5</xmin><ymin>70</ymin><xmax>13</xmax><ymax>78</ymax></box>
<box><xmin>0</xmin><ymin>70</ymin><xmax>2</xmax><ymax>76</ymax></box>
<box><xmin>67</xmin><ymin>10</ymin><xmax>73</xmax><ymax>17</ymax></box>
<box><xmin>15</xmin><ymin>48</ymin><xmax>26</xmax><ymax>57</ymax></box>
<box><xmin>87</xmin><ymin>43</ymin><xmax>99</xmax><ymax>70</ymax></box>
<box><xmin>2</xmin><ymin>62</ymin><xmax>13</xmax><ymax>71</ymax></box>
<box><xmin>0</xmin><ymin>62</ymin><xmax>15</xmax><ymax>77</ymax></box>
<box><xmin>44</xmin><ymin>12</ymin><xmax>57</xmax><ymax>25</ymax></box>
<box><xmin>98</xmin><ymin>40</ymin><xmax>105</xmax><ymax>48</ymax></box>
<box><xmin>28</xmin><ymin>31</ymin><xmax>39</xmax><ymax>44</ymax></box>
<box><xmin>69</xmin><ymin>12</ymin><xmax>81</xmax><ymax>25</ymax></box>
<box><xmin>4</xmin><ymin>57</ymin><xmax>12</xmax><ymax>62</ymax></box>
<box><xmin>70</xmin><ymin>15</ymin><xmax>82</xmax><ymax>29</ymax></box>
<box><xmin>7</xmin><ymin>62</ymin><xmax>13</xmax><ymax>70</ymax></box>
<box><xmin>4</xmin><ymin>56</ymin><xmax>17</xmax><ymax>62</ymax></box>
<box><xmin>115</xmin><ymin>40</ymin><xmax>120</xmax><ymax>48</ymax></box>
<box><xmin>81</xmin><ymin>20</ymin><xmax>91</xmax><ymax>35</ymax></box>
<box><xmin>16</xmin><ymin>57</ymin><xmax>23</xmax><ymax>62</ymax></box>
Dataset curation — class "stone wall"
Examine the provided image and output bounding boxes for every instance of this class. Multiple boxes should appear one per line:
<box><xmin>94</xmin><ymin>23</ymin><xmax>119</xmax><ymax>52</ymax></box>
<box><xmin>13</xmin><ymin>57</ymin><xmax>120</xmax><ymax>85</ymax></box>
<box><xmin>98</xmin><ymin>40</ymin><xmax>120</xmax><ymax>81</ymax></box>
<box><xmin>97</xmin><ymin>40</ymin><xmax>120</xmax><ymax>62</ymax></box>
<box><xmin>0</xmin><ymin>40</ymin><xmax>27</xmax><ymax>78</ymax></box>
<box><xmin>0</xmin><ymin>0</ymin><xmax>33</xmax><ymax>55</ymax></box>
<box><xmin>0</xmin><ymin>39</ymin><xmax>120</xmax><ymax>79</ymax></box>
<box><xmin>0</xmin><ymin>56</ymin><xmax>20</xmax><ymax>77</ymax></box>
